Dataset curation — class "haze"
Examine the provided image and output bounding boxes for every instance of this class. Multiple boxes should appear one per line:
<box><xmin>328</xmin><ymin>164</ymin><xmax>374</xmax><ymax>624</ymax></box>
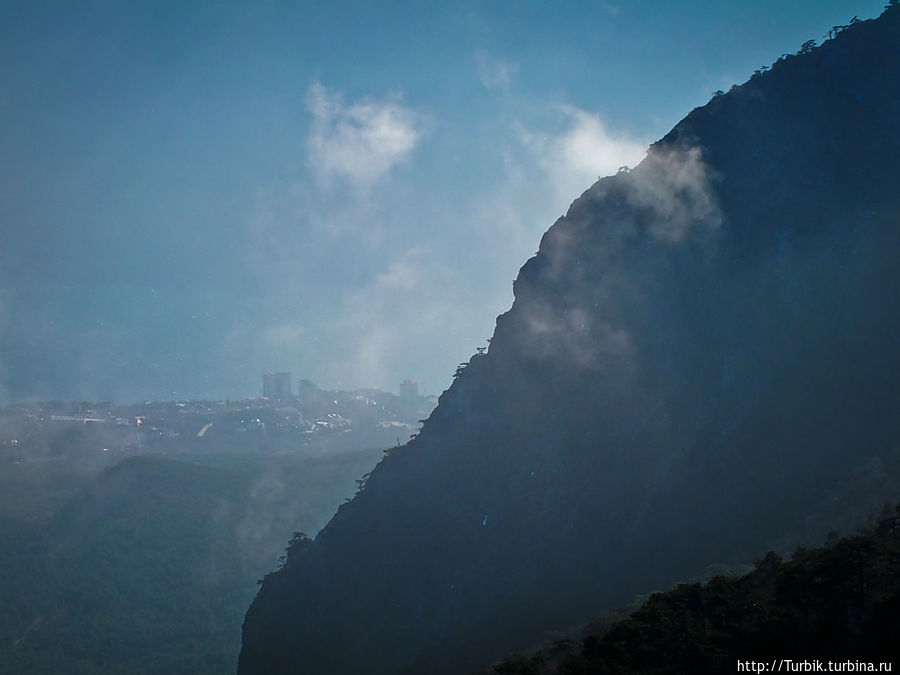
<box><xmin>0</xmin><ymin>0</ymin><xmax>885</xmax><ymax>403</ymax></box>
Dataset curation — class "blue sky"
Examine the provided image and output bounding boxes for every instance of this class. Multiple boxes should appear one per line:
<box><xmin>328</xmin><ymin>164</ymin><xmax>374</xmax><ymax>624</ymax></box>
<box><xmin>0</xmin><ymin>0</ymin><xmax>887</xmax><ymax>402</ymax></box>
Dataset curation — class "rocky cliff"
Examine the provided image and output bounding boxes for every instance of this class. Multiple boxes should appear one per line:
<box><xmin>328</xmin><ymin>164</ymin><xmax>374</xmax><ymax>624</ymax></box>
<box><xmin>239</xmin><ymin>9</ymin><xmax>900</xmax><ymax>674</ymax></box>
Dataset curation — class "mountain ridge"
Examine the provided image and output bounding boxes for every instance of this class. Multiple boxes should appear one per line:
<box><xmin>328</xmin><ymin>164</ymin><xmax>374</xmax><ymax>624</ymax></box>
<box><xmin>239</xmin><ymin>8</ymin><xmax>900</xmax><ymax>674</ymax></box>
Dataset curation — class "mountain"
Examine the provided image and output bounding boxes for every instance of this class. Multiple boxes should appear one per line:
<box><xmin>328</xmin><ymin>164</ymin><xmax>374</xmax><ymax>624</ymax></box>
<box><xmin>484</xmin><ymin>506</ymin><xmax>900</xmax><ymax>674</ymax></box>
<box><xmin>238</xmin><ymin>9</ymin><xmax>900</xmax><ymax>675</ymax></box>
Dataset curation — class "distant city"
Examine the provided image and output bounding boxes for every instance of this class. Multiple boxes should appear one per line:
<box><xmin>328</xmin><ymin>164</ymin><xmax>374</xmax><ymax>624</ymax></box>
<box><xmin>0</xmin><ymin>374</ymin><xmax>439</xmax><ymax>464</ymax></box>
<box><xmin>264</xmin><ymin>371</ymin><xmax>420</xmax><ymax>403</ymax></box>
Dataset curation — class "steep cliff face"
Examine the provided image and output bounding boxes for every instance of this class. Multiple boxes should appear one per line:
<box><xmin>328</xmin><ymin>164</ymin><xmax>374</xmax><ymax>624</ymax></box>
<box><xmin>239</xmin><ymin>10</ymin><xmax>900</xmax><ymax>674</ymax></box>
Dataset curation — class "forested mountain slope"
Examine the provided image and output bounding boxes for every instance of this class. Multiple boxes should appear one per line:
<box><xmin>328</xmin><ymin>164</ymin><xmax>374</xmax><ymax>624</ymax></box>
<box><xmin>239</xmin><ymin>9</ymin><xmax>900</xmax><ymax>674</ymax></box>
<box><xmin>484</xmin><ymin>506</ymin><xmax>900</xmax><ymax>674</ymax></box>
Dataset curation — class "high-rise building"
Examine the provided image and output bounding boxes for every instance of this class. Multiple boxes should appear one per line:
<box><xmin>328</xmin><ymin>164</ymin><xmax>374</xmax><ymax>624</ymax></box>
<box><xmin>263</xmin><ymin>372</ymin><xmax>292</xmax><ymax>400</ymax></box>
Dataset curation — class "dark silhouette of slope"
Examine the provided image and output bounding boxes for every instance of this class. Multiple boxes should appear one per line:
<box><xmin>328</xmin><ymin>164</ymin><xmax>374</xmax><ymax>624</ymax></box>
<box><xmin>239</xmin><ymin>8</ymin><xmax>900</xmax><ymax>674</ymax></box>
<box><xmin>483</xmin><ymin>505</ymin><xmax>900</xmax><ymax>674</ymax></box>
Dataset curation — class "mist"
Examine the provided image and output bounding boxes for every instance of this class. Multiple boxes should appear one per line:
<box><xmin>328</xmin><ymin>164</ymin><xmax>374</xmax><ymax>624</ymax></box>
<box><xmin>1</xmin><ymin>2</ymin><xmax>896</xmax><ymax>674</ymax></box>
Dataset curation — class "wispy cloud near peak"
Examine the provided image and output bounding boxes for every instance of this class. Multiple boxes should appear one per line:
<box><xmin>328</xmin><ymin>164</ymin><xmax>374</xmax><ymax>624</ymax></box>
<box><xmin>518</xmin><ymin>104</ymin><xmax>648</xmax><ymax>208</ymax></box>
<box><xmin>305</xmin><ymin>82</ymin><xmax>425</xmax><ymax>190</ymax></box>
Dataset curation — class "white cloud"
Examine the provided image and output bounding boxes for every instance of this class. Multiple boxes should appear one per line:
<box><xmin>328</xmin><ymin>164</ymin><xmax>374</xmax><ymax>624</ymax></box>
<box><xmin>305</xmin><ymin>82</ymin><xmax>425</xmax><ymax>190</ymax></box>
<box><xmin>265</xmin><ymin>323</ymin><xmax>305</xmax><ymax>347</ymax></box>
<box><xmin>476</xmin><ymin>52</ymin><xmax>518</xmax><ymax>96</ymax></box>
<box><xmin>464</xmin><ymin>103</ymin><xmax>649</xmax><ymax>272</ymax></box>
<box><xmin>371</xmin><ymin>253</ymin><xmax>423</xmax><ymax>292</ymax></box>
<box><xmin>626</xmin><ymin>146</ymin><xmax>722</xmax><ymax>245</ymax></box>
<box><xmin>600</xmin><ymin>2</ymin><xmax>620</xmax><ymax>16</ymax></box>
<box><xmin>331</xmin><ymin>247</ymin><xmax>445</xmax><ymax>388</ymax></box>
<box><xmin>518</xmin><ymin>105</ymin><xmax>648</xmax><ymax>209</ymax></box>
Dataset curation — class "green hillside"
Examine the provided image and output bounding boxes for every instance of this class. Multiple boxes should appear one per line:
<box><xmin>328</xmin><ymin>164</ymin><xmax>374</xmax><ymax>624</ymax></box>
<box><xmin>0</xmin><ymin>448</ymin><xmax>382</xmax><ymax>674</ymax></box>
<box><xmin>484</xmin><ymin>505</ymin><xmax>900</xmax><ymax>674</ymax></box>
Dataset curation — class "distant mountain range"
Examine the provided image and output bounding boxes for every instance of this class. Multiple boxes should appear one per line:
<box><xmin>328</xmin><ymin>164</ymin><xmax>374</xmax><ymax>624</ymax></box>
<box><xmin>239</xmin><ymin>7</ymin><xmax>900</xmax><ymax>675</ymax></box>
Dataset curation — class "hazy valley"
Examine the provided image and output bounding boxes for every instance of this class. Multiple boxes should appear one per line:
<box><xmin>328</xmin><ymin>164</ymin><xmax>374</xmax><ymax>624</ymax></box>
<box><xmin>0</xmin><ymin>385</ymin><xmax>432</xmax><ymax>673</ymax></box>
